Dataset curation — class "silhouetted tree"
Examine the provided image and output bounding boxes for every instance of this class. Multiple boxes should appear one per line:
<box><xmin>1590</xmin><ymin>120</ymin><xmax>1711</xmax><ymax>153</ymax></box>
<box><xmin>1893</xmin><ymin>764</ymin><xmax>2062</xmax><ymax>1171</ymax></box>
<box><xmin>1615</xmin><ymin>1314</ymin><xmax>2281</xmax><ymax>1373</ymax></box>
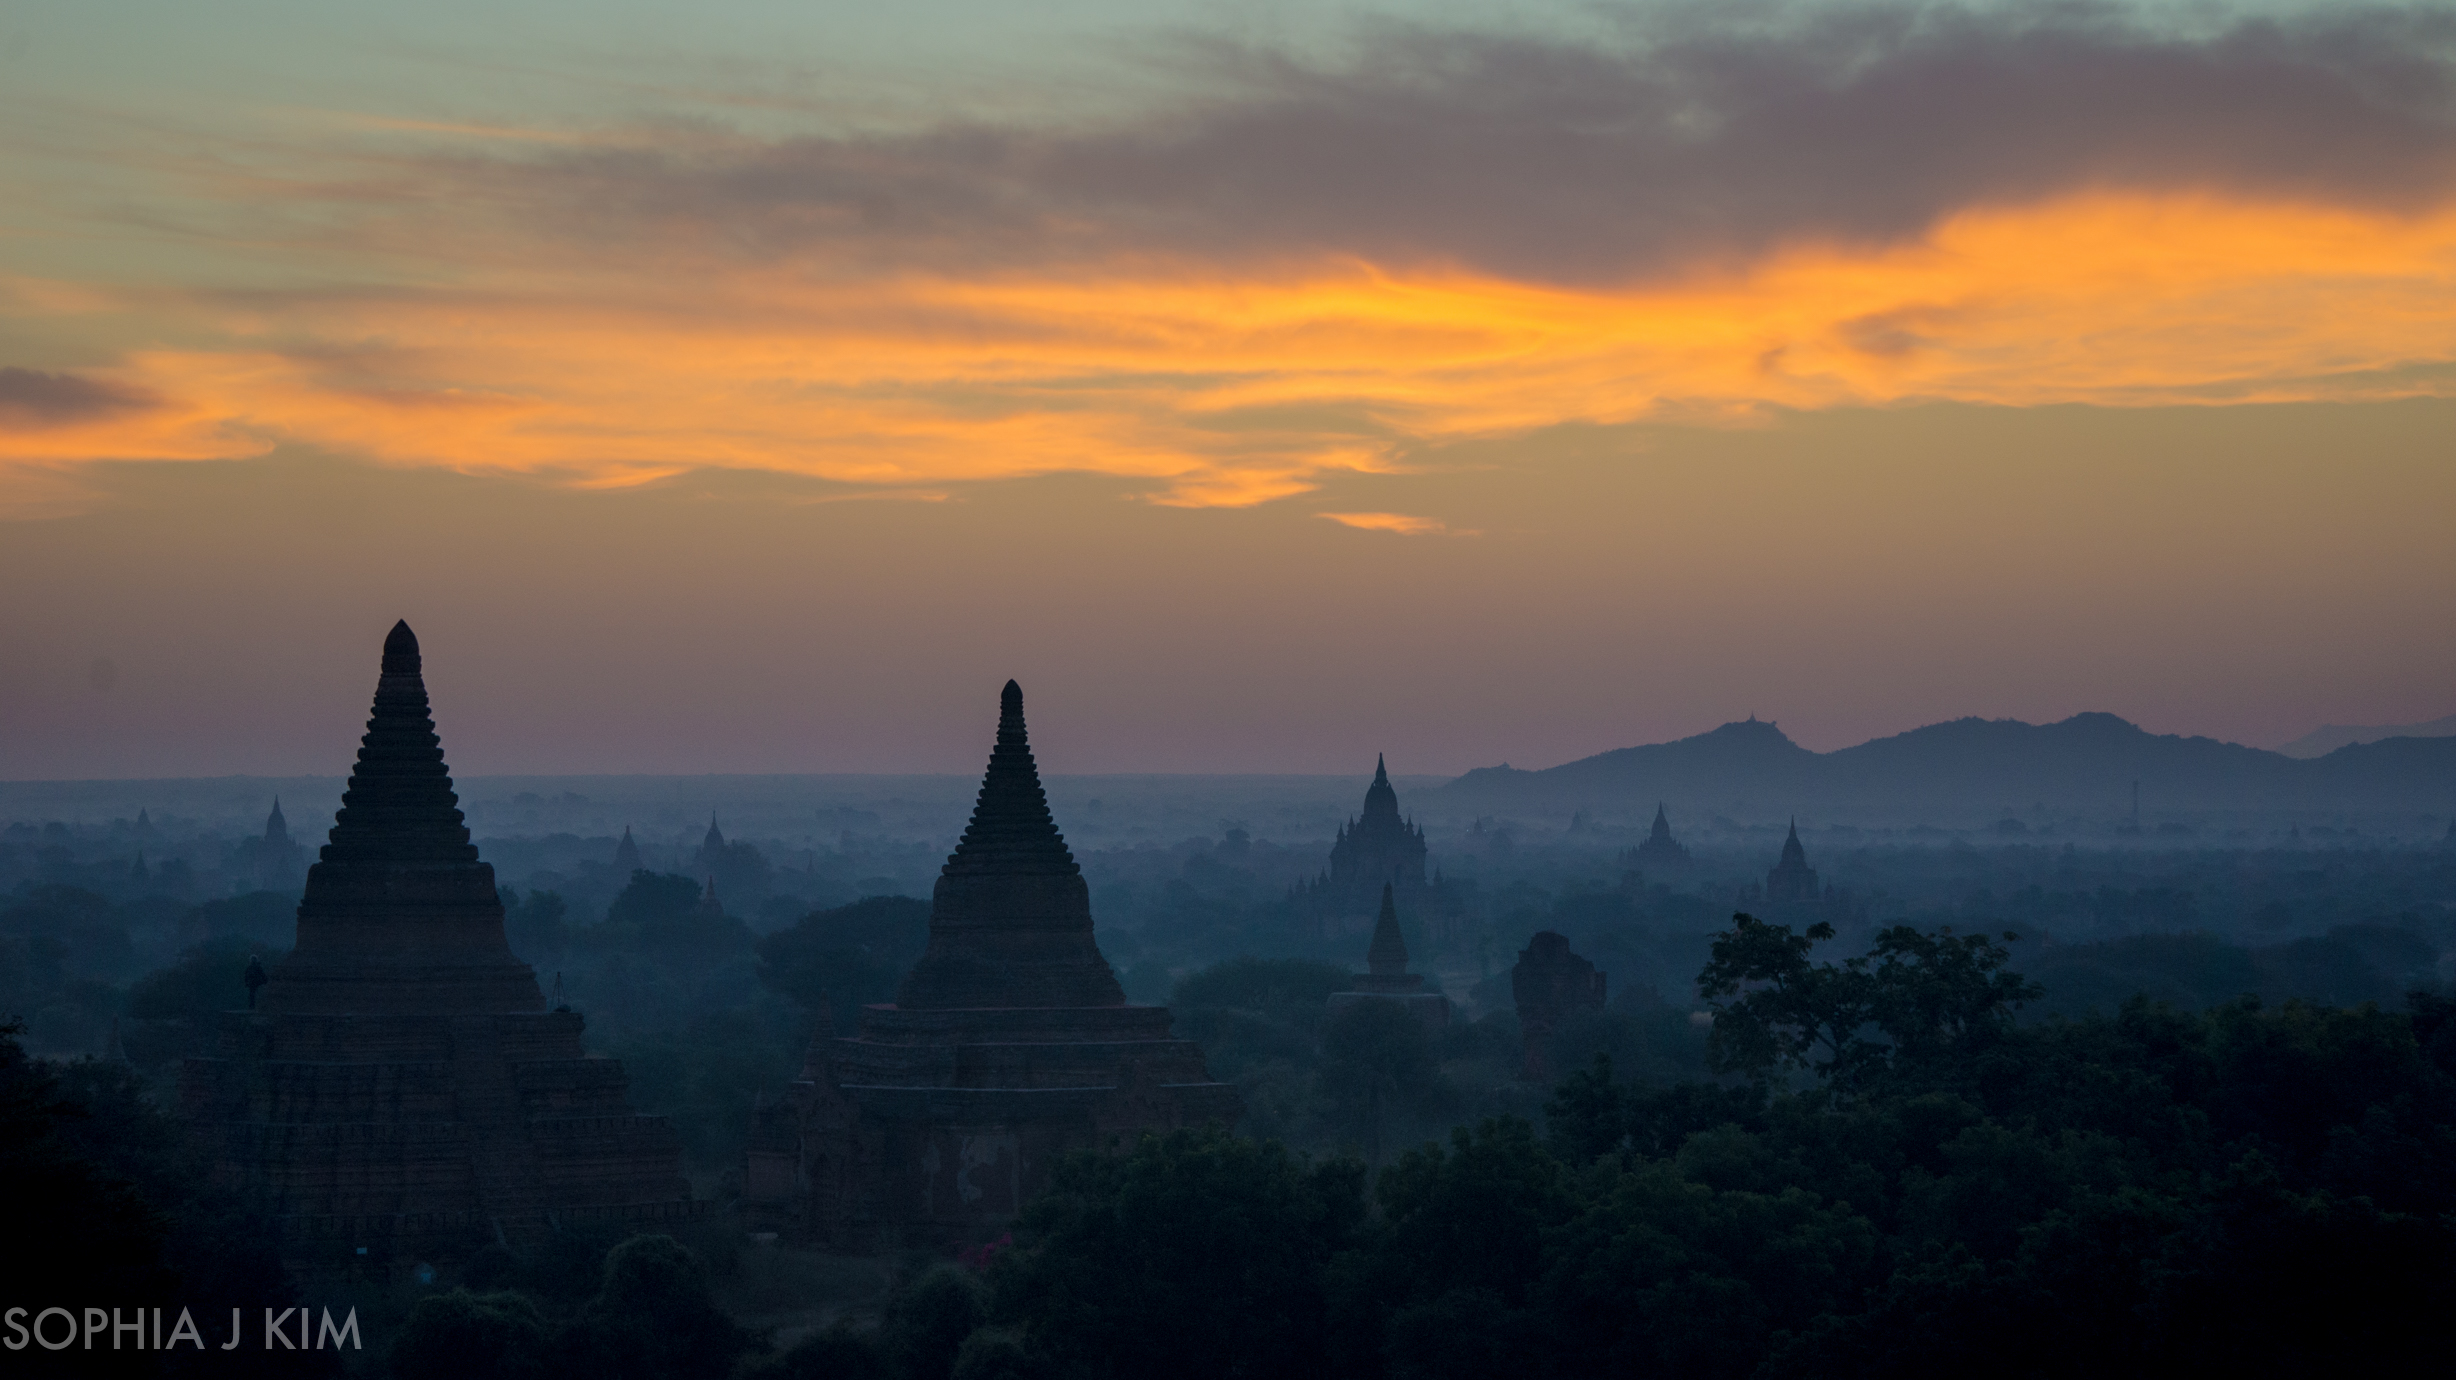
<box><xmin>992</xmin><ymin>1127</ymin><xmax>1365</xmax><ymax>1380</ymax></box>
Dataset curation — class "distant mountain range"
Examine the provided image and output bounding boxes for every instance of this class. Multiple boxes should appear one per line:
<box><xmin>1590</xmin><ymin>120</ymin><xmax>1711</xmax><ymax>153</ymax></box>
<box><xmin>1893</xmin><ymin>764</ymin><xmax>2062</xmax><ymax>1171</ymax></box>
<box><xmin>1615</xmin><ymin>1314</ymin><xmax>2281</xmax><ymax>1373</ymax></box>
<box><xmin>1436</xmin><ymin>713</ymin><xmax>2456</xmax><ymax>820</ymax></box>
<box><xmin>2274</xmin><ymin>712</ymin><xmax>2456</xmax><ymax>760</ymax></box>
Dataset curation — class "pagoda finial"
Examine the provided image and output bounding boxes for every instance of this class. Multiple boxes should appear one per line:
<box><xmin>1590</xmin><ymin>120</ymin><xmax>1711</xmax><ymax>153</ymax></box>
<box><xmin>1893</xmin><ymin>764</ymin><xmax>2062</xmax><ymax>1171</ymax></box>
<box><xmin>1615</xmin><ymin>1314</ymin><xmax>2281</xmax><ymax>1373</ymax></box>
<box><xmin>382</xmin><ymin>619</ymin><xmax>420</xmax><ymax>674</ymax></box>
<box><xmin>1375</xmin><ymin>753</ymin><xmax>1388</xmax><ymax>783</ymax></box>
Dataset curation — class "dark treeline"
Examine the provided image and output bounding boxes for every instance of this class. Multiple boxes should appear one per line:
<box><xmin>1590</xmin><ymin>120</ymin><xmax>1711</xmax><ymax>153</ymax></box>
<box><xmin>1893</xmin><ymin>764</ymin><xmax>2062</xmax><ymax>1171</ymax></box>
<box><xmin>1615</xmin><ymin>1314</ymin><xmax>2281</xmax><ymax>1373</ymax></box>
<box><xmin>353</xmin><ymin>914</ymin><xmax>2456</xmax><ymax>1378</ymax></box>
<box><xmin>11</xmin><ymin>906</ymin><xmax>2456</xmax><ymax>1375</ymax></box>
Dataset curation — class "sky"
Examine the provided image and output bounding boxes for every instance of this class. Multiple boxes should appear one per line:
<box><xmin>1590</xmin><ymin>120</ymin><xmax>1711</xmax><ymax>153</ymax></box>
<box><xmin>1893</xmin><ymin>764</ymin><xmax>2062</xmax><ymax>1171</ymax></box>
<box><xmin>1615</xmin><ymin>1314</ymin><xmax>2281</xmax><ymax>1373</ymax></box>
<box><xmin>3</xmin><ymin>1</ymin><xmax>2454</xmax><ymax>778</ymax></box>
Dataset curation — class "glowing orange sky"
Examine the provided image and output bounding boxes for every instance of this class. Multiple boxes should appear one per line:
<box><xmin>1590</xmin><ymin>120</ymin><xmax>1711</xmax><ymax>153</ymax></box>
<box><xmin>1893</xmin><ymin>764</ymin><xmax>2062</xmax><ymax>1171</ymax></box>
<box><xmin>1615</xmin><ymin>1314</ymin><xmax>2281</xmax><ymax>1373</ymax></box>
<box><xmin>6</xmin><ymin>4</ymin><xmax>2456</xmax><ymax>777</ymax></box>
<box><xmin>8</xmin><ymin>194</ymin><xmax>2456</xmax><ymax>517</ymax></box>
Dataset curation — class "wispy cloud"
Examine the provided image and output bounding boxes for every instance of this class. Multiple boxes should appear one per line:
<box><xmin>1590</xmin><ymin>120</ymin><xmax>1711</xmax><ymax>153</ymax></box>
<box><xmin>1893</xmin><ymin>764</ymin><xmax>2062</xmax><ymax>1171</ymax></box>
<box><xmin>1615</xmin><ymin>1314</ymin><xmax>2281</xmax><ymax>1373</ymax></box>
<box><xmin>1319</xmin><ymin>511</ymin><xmax>1473</xmax><ymax>536</ymax></box>
<box><xmin>0</xmin><ymin>368</ymin><xmax>156</xmax><ymax>427</ymax></box>
<box><xmin>8</xmin><ymin>4</ymin><xmax>2456</xmax><ymax>512</ymax></box>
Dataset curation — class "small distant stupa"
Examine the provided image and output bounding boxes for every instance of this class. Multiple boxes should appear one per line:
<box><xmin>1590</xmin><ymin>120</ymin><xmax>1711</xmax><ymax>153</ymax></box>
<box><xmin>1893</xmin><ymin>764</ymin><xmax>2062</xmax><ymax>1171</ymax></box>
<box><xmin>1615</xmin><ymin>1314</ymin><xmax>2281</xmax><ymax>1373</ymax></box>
<box><xmin>697</xmin><ymin>815</ymin><xmax>726</xmax><ymax>869</ymax></box>
<box><xmin>743</xmin><ymin>680</ymin><xmax>1238</xmax><ymax>1247</ymax></box>
<box><xmin>696</xmin><ymin>876</ymin><xmax>725</xmax><ymax>919</ymax></box>
<box><xmin>1327</xmin><ymin>883</ymin><xmax>1449</xmax><ymax>1030</ymax></box>
<box><xmin>1631</xmin><ymin>803</ymin><xmax>1692</xmax><ymax>869</ymax></box>
<box><xmin>252</xmin><ymin>797</ymin><xmax>305</xmax><ymax>891</ymax></box>
<box><xmin>182</xmin><ymin>621</ymin><xmax>691</xmax><ymax>1263</ymax></box>
<box><xmin>1764</xmin><ymin>819</ymin><xmax>1821</xmax><ymax>903</ymax></box>
<box><xmin>614</xmin><ymin>825</ymin><xmax>642</xmax><ymax>873</ymax></box>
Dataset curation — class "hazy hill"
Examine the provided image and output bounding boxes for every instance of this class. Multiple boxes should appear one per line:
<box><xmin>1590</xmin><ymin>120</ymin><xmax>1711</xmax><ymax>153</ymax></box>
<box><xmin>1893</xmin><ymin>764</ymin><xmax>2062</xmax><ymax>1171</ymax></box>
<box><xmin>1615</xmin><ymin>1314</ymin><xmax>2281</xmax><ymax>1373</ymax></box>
<box><xmin>2275</xmin><ymin>712</ymin><xmax>2456</xmax><ymax>759</ymax></box>
<box><xmin>1439</xmin><ymin>712</ymin><xmax>2456</xmax><ymax>821</ymax></box>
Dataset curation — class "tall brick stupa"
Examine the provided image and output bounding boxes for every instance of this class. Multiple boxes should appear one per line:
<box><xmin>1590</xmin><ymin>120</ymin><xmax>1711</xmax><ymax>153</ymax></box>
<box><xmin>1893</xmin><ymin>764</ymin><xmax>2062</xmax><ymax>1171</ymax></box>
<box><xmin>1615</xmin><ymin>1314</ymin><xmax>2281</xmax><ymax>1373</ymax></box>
<box><xmin>744</xmin><ymin>681</ymin><xmax>1240</xmax><ymax>1246</ymax></box>
<box><xmin>182</xmin><ymin>621</ymin><xmax>692</xmax><ymax>1262</ymax></box>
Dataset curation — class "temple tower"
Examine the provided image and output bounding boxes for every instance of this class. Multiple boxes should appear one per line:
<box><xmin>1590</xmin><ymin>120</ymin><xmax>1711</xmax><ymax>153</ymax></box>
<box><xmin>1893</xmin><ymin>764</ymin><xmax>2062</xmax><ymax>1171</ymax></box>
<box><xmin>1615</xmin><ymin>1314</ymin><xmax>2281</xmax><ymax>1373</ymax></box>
<box><xmin>1296</xmin><ymin>755</ymin><xmax>1432</xmax><ymax>937</ymax></box>
<box><xmin>744</xmin><ymin>681</ymin><xmax>1238</xmax><ymax>1246</ymax></box>
<box><xmin>1764</xmin><ymin>819</ymin><xmax>1821</xmax><ymax>903</ymax></box>
<box><xmin>614</xmin><ymin>825</ymin><xmax>642</xmax><ymax>874</ymax></box>
<box><xmin>1632</xmin><ymin>803</ymin><xmax>1692</xmax><ymax>870</ymax></box>
<box><xmin>251</xmin><ymin>796</ymin><xmax>305</xmax><ymax>892</ymax></box>
<box><xmin>182</xmin><ymin>621</ymin><xmax>691</xmax><ymax>1263</ymax></box>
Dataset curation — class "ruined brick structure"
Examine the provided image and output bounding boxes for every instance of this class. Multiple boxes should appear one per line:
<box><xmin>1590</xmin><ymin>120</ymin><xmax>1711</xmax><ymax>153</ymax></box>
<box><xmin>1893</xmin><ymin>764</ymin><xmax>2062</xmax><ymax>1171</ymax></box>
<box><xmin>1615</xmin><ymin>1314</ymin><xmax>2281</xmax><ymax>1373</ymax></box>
<box><xmin>744</xmin><ymin>681</ymin><xmax>1239</xmax><ymax>1247</ymax></box>
<box><xmin>1512</xmin><ymin>930</ymin><xmax>1606</xmax><ymax>1081</ymax></box>
<box><xmin>181</xmin><ymin>621</ymin><xmax>692</xmax><ymax>1264</ymax></box>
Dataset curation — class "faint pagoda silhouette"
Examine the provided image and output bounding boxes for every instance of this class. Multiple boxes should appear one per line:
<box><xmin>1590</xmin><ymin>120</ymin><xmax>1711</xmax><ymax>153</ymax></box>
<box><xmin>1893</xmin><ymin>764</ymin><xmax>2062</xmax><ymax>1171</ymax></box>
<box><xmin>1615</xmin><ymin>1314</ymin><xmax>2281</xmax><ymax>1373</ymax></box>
<box><xmin>614</xmin><ymin>825</ymin><xmax>643</xmax><ymax>874</ymax></box>
<box><xmin>1294</xmin><ymin>756</ymin><xmax>1432</xmax><ymax>939</ymax></box>
<box><xmin>1326</xmin><ymin>883</ymin><xmax>1449</xmax><ymax>1030</ymax></box>
<box><xmin>1630</xmin><ymin>803</ymin><xmax>1693</xmax><ymax>870</ymax></box>
<box><xmin>182</xmin><ymin>621</ymin><xmax>692</xmax><ymax>1263</ymax></box>
<box><xmin>696</xmin><ymin>814</ymin><xmax>725</xmax><ymax>869</ymax></box>
<box><xmin>696</xmin><ymin>876</ymin><xmax>725</xmax><ymax>920</ymax></box>
<box><xmin>1764</xmin><ymin>819</ymin><xmax>1821</xmax><ymax>903</ymax></box>
<box><xmin>242</xmin><ymin>797</ymin><xmax>306</xmax><ymax>892</ymax></box>
<box><xmin>742</xmin><ymin>680</ymin><xmax>1238</xmax><ymax>1247</ymax></box>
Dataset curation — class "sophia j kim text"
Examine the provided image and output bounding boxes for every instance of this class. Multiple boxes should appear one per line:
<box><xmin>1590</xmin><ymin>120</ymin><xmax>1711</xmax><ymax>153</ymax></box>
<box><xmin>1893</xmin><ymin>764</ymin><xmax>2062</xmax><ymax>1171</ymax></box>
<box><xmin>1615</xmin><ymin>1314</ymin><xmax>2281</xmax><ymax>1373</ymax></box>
<box><xmin>5</xmin><ymin>1306</ymin><xmax>360</xmax><ymax>1351</ymax></box>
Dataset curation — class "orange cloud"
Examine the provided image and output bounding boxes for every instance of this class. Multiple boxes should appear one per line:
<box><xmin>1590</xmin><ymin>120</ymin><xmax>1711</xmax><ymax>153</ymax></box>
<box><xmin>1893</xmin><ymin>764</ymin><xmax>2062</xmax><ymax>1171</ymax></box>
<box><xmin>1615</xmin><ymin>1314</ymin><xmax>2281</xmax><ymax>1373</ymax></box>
<box><xmin>1319</xmin><ymin>512</ymin><xmax>1470</xmax><ymax>536</ymax></box>
<box><xmin>8</xmin><ymin>193</ymin><xmax>2456</xmax><ymax>512</ymax></box>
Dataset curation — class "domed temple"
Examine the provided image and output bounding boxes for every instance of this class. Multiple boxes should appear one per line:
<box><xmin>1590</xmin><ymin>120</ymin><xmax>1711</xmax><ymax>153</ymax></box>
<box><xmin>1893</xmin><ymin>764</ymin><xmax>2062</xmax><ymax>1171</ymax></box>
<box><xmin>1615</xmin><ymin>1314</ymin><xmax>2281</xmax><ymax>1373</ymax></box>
<box><xmin>181</xmin><ymin>622</ymin><xmax>692</xmax><ymax>1264</ymax></box>
<box><xmin>743</xmin><ymin>681</ymin><xmax>1239</xmax><ymax>1247</ymax></box>
<box><xmin>1294</xmin><ymin>755</ymin><xmax>1433</xmax><ymax>938</ymax></box>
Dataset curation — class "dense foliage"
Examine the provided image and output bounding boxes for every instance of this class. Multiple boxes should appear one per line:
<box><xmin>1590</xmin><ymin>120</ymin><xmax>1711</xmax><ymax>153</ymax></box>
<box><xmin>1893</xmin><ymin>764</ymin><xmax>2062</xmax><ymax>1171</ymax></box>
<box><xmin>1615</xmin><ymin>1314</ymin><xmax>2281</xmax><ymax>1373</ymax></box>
<box><xmin>941</xmin><ymin>916</ymin><xmax>2456</xmax><ymax>1379</ymax></box>
<box><xmin>0</xmin><ymin>1021</ymin><xmax>324</xmax><ymax>1378</ymax></box>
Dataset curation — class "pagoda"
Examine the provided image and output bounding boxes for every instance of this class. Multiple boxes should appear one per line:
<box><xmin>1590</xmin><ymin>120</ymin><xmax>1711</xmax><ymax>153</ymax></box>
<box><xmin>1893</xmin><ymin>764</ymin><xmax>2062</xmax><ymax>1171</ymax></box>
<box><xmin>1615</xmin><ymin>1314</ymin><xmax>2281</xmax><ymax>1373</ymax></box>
<box><xmin>743</xmin><ymin>681</ymin><xmax>1239</xmax><ymax>1246</ymax></box>
<box><xmin>1326</xmin><ymin>883</ymin><xmax>1449</xmax><ymax>1030</ymax></box>
<box><xmin>181</xmin><ymin>621</ymin><xmax>691</xmax><ymax>1263</ymax></box>
<box><xmin>1764</xmin><ymin>819</ymin><xmax>1821</xmax><ymax>903</ymax></box>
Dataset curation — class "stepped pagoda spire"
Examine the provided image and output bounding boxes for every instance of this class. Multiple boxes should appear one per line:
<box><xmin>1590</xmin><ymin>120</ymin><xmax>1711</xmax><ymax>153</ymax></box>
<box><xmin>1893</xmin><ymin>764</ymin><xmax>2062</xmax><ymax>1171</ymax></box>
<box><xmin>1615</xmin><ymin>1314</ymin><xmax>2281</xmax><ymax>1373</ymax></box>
<box><xmin>260</xmin><ymin>620</ymin><xmax>542</xmax><ymax>1014</ymax></box>
<box><xmin>615</xmin><ymin>825</ymin><xmax>642</xmax><ymax>872</ymax></box>
<box><xmin>942</xmin><ymin>680</ymin><xmax>1080</xmax><ymax>878</ymax></box>
<box><xmin>750</xmin><ymin>679</ymin><xmax>1236</xmax><ymax>1244</ymax></box>
<box><xmin>895</xmin><ymin>680</ymin><xmax>1122</xmax><ymax>1009</ymax></box>
<box><xmin>185</xmin><ymin>620</ymin><xmax>691</xmax><ymax>1260</ymax></box>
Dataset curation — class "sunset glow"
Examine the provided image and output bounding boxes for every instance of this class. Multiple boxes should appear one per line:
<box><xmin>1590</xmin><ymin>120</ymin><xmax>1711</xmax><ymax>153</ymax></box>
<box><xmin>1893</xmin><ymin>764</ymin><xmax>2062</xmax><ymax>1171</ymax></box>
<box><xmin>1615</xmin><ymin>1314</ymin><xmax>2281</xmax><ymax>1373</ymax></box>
<box><xmin>8</xmin><ymin>194</ymin><xmax>2454</xmax><ymax>513</ymax></box>
<box><xmin>6</xmin><ymin>1</ymin><xmax>2456</xmax><ymax>776</ymax></box>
